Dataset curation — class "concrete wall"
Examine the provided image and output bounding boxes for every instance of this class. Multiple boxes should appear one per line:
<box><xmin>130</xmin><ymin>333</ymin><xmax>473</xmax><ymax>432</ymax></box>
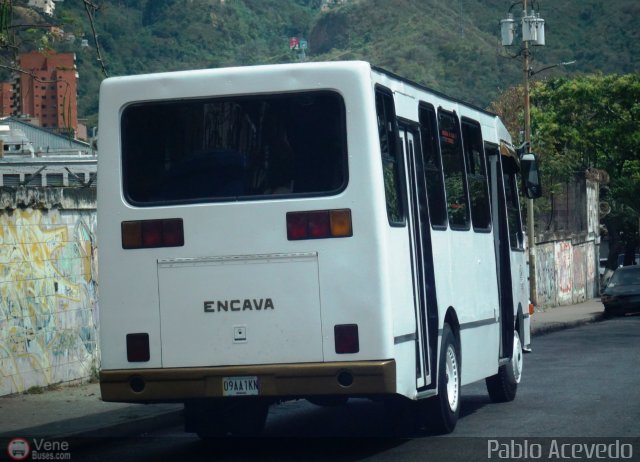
<box><xmin>534</xmin><ymin>240</ymin><xmax>598</xmax><ymax>307</ymax></box>
<box><xmin>0</xmin><ymin>187</ymin><xmax>98</xmax><ymax>396</ymax></box>
<box><xmin>533</xmin><ymin>179</ymin><xmax>600</xmax><ymax>308</ymax></box>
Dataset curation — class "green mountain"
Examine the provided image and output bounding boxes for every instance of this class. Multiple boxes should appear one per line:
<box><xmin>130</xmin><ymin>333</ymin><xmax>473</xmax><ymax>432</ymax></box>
<box><xmin>19</xmin><ymin>0</ymin><xmax>640</xmax><ymax>125</ymax></box>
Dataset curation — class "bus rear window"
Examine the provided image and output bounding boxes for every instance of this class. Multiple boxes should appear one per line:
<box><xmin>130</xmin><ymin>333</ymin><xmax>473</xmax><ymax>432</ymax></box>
<box><xmin>121</xmin><ymin>91</ymin><xmax>347</xmax><ymax>205</ymax></box>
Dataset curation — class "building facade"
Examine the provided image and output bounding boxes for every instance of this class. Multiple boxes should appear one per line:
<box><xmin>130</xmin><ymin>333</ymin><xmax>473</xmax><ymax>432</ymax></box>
<box><xmin>13</xmin><ymin>51</ymin><xmax>79</xmax><ymax>135</ymax></box>
<box><xmin>0</xmin><ymin>83</ymin><xmax>14</xmax><ymax>117</ymax></box>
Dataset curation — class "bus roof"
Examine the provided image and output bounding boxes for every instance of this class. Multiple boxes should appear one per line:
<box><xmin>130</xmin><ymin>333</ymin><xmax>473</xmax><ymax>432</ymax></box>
<box><xmin>371</xmin><ymin>65</ymin><xmax>499</xmax><ymax>120</ymax></box>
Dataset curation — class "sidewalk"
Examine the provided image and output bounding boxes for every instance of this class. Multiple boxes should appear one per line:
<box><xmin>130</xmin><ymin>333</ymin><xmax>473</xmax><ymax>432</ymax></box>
<box><xmin>0</xmin><ymin>298</ymin><xmax>606</xmax><ymax>440</ymax></box>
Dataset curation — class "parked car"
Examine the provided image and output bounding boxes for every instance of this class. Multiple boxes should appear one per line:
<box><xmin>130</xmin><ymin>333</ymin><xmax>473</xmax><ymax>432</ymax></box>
<box><xmin>601</xmin><ymin>265</ymin><xmax>640</xmax><ymax>316</ymax></box>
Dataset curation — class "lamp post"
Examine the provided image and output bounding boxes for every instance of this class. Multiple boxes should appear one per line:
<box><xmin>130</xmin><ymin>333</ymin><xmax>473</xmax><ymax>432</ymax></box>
<box><xmin>500</xmin><ymin>0</ymin><xmax>545</xmax><ymax>306</ymax></box>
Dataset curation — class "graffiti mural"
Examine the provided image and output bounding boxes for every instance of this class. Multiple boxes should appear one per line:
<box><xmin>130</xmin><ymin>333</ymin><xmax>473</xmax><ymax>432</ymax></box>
<box><xmin>535</xmin><ymin>243</ymin><xmax>557</xmax><ymax>307</ymax></box>
<box><xmin>0</xmin><ymin>208</ymin><xmax>98</xmax><ymax>396</ymax></box>
<box><xmin>572</xmin><ymin>244</ymin><xmax>587</xmax><ymax>303</ymax></box>
<box><xmin>555</xmin><ymin>241</ymin><xmax>573</xmax><ymax>305</ymax></box>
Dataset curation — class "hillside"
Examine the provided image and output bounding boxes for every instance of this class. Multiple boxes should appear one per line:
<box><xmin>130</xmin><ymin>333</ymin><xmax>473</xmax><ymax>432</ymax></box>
<box><xmin>12</xmin><ymin>0</ymin><xmax>640</xmax><ymax>124</ymax></box>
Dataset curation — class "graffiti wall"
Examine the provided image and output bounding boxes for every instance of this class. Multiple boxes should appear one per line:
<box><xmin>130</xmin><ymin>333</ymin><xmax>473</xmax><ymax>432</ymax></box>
<box><xmin>555</xmin><ymin>241</ymin><xmax>574</xmax><ymax>305</ymax></box>
<box><xmin>535</xmin><ymin>243</ymin><xmax>557</xmax><ymax>307</ymax></box>
<box><xmin>0</xmin><ymin>193</ymin><xmax>98</xmax><ymax>396</ymax></box>
<box><xmin>572</xmin><ymin>244</ymin><xmax>587</xmax><ymax>304</ymax></box>
<box><xmin>533</xmin><ymin>176</ymin><xmax>601</xmax><ymax>308</ymax></box>
<box><xmin>534</xmin><ymin>239</ymin><xmax>598</xmax><ymax>307</ymax></box>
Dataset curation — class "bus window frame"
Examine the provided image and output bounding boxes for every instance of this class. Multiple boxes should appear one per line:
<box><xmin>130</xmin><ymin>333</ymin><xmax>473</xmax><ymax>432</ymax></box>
<box><xmin>375</xmin><ymin>85</ymin><xmax>407</xmax><ymax>227</ymax></box>
<box><xmin>501</xmin><ymin>154</ymin><xmax>525</xmax><ymax>251</ymax></box>
<box><xmin>418</xmin><ymin>102</ymin><xmax>448</xmax><ymax>231</ymax></box>
<box><xmin>437</xmin><ymin>108</ymin><xmax>470</xmax><ymax>232</ymax></box>
<box><xmin>119</xmin><ymin>91</ymin><xmax>349</xmax><ymax>207</ymax></box>
<box><xmin>461</xmin><ymin>117</ymin><xmax>492</xmax><ymax>233</ymax></box>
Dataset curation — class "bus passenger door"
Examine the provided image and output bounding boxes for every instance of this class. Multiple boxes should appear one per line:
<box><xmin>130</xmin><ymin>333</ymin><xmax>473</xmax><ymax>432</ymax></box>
<box><xmin>399</xmin><ymin>124</ymin><xmax>438</xmax><ymax>390</ymax></box>
<box><xmin>486</xmin><ymin>144</ymin><xmax>514</xmax><ymax>360</ymax></box>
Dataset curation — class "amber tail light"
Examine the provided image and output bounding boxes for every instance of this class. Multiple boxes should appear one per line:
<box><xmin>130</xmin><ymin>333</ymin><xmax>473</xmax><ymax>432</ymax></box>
<box><xmin>287</xmin><ymin>209</ymin><xmax>353</xmax><ymax>240</ymax></box>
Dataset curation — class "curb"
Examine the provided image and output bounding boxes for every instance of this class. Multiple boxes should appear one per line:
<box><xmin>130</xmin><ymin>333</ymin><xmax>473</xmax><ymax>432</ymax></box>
<box><xmin>531</xmin><ymin>313</ymin><xmax>606</xmax><ymax>337</ymax></box>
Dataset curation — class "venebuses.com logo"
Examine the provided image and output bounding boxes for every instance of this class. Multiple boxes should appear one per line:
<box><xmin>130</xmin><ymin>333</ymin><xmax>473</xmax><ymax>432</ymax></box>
<box><xmin>6</xmin><ymin>439</ymin><xmax>30</xmax><ymax>461</ymax></box>
<box><xmin>6</xmin><ymin>437</ymin><xmax>71</xmax><ymax>461</ymax></box>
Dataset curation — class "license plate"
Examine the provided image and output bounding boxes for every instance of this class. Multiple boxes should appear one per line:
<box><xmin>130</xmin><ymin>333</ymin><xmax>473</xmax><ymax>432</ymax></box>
<box><xmin>222</xmin><ymin>376</ymin><xmax>260</xmax><ymax>396</ymax></box>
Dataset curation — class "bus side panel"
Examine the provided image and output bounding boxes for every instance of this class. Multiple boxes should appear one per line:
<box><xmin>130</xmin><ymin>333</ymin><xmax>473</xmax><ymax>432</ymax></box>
<box><xmin>98</xmin><ymin>79</ymin><xmax>166</xmax><ymax>370</ymax></box>
<box><xmin>387</xmin><ymin>226</ymin><xmax>420</xmax><ymax>399</ymax></box>
<box><xmin>316</xmin><ymin>75</ymin><xmax>396</xmax><ymax>366</ymax></box>
<box><xmin>431</xmin><ymin>230</ymin><xmax>500</xmax><ymax>386</ymax></box>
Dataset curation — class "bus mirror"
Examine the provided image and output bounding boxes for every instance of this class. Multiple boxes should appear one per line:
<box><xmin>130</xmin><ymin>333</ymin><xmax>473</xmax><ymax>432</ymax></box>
<box><xmin>520</xmin><ymin>152</ymin><xmax>542</xmax><ymax>199</ymax></box>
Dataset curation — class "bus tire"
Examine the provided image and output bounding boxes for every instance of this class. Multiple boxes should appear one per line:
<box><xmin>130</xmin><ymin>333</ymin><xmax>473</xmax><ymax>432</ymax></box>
<box><xmin>486</xmin><ymin>329</ymin><xmax>522</xmax><ymax>403</ymax></box>
<box><xmin>425</xmin><ymin>323</ymin><xmax>460</xmax><ymax>434</ymax></box>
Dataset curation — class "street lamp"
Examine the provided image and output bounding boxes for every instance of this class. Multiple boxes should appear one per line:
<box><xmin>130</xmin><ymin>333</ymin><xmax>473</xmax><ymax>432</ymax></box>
<box><xmin>500</xmin><ymin>0</ymin><xmax>545</xmax><ymax>306</ymax></box>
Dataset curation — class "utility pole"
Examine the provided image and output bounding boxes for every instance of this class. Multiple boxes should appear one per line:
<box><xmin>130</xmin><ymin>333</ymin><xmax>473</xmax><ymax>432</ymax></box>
<box><xmin>522</xmin><ymin>0</ymin><xmax>536</xmax><ymax>306</ymax></box>
<box><xmin>500</xmin><ymin>0</ymin><xmax>545</xmax><ymax>307</ymax></box>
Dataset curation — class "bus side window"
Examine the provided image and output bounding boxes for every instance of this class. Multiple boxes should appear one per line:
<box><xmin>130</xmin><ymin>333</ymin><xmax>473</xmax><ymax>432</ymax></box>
<box><xmin>503</xmin><ymin>162</ymin><xmax>525</xmax><ymax>249</ymax></box>
<box><xmin>461</xmin><ymin>118</ymin><xmax>491</xmax><ymax>231</ymax></box>
<box><xmin>375</xmin><ymin>88</ymin><xmax>404</xmax><ymax>225</ymax></box>
<box><xmin>419</xmin><ymin>103</ymin><xmax>448</xmax><ymax>229</ymax></box>
<box><xmin>437</xmin><ymin>109</ymin><xmax>470</xmax><ymax>230</ymax></box>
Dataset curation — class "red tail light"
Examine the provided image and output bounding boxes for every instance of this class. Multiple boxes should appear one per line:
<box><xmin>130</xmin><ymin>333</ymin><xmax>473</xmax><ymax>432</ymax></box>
<box><xmin>308</xmin><ymin>211</ymin><xmax>330</xmax><ymax>238</ymax></box>
<box><xmin>122</xmin><ymin>218</ymin><xmax>184</xmax><ymax>249</ymax></box>
<box><xmin>126</xmin><ymin>333</ymin><xmax>150</xmax><ymax>362</ymax></box>
<box><xmin>334</xmin><ymin>324</ymin><xmax>359</xmax><ymax>354</ymax></box>
<box><xmin>141</xmin><ymin>220</ymin><xmax>163</xmax><ymax>247</ymax></box>
<box><xmin>287</xmin><ymin>209</ymin><xmax>352</xmax><ymax>240</ymax></box>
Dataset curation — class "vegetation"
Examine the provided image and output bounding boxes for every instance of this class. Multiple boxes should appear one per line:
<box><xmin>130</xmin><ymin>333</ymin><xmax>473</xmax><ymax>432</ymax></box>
<box><xmin>529</xmin><ymin>74</ymin><xmax>640</xmax><ymax>262</ymax></box>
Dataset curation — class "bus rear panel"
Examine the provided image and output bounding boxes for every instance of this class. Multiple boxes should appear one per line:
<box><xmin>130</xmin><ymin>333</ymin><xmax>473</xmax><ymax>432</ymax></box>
<box><xmin>98</xmin><ymin>62</ymin><xmax>398</xmax><ymax>403</ymax></box>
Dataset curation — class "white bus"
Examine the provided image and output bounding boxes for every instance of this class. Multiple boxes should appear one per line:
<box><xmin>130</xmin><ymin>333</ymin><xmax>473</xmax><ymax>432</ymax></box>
<box><xmin>97</xmin><ymin>61</ymin><xmax>540</xmax><ymax>436</ymax></box>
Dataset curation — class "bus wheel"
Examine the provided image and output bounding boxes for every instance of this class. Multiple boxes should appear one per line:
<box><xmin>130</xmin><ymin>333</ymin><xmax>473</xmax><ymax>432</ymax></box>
<box><xmin>424</xmin><ymin>323</ymin><xmax>460</xmax><ymax>434</ymax></box>
<box><xmin>486</xmin><ymin>329</ymin><xmax>522</xmax><ymax>403</ymax></box>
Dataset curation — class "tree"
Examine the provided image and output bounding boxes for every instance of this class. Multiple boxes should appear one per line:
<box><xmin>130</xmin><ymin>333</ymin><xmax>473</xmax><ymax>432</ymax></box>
<box><xmin>530</xmin><ymin>74</ymin><xmax>640</xmax><ymax>262</ymax></box>
<box><xmin>491</xmin><ymin>74</ymin><xmax>640</xmax><ymax>264</ymax></box>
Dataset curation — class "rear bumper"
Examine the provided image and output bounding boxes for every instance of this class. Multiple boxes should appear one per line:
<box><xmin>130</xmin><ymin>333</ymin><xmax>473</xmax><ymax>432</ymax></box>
<box><xmin>603</xmin><ymin>295</ymin><xmax>640</xmax><ymax>312</ymax></box>
<box><xmin>100</xmin><ymin>360</ymin><xmax>396</xmax><ymax>403</ymax></box>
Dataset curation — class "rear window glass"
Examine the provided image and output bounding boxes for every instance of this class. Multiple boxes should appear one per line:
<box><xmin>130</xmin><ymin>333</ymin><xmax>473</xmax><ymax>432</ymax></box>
<box><xmin>121</xmin><ymin>91</ymin><xmax>347</xmax><ymax>205</ymax></box>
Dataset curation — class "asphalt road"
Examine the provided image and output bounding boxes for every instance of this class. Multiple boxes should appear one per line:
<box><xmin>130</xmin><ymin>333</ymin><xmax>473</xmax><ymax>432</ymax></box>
<box><xmin>74</xmin><ymin>315</ymin><xmax>640</xmax><ymax>462</ymax></box>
